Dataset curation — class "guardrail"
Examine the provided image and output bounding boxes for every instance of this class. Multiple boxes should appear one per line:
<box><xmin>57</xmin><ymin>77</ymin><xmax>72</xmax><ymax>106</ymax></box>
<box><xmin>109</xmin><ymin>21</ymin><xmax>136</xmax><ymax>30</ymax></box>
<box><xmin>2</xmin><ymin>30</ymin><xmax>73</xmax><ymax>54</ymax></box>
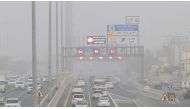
<box><xmin>39</xmin><ymin>72</ymin><xmax>72</xmax><ymax>107</ymax></box>
<box><xmin>47</xmin><ymin>74</ymin><xmax>74</xmax><ymax>107</ymax></box>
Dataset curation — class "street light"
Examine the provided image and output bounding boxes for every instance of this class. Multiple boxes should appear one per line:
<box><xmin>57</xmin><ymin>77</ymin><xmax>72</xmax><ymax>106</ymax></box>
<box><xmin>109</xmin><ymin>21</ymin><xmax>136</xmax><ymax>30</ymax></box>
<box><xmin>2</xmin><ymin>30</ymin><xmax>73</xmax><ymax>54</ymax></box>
<box><xmin>89</xmin><ymin>56</ymin><xmax>93</xmax><ymax>60</ymax></box>
<box><xmin>79</xmin><ymin>56</ymin><xmax>84</xmax><ymax>60</ymax></box>
<box><xmin>108</xmin><ymin>56</ymin><xmax>113</xmax><ymax>60</ymax></box>
<box><xmin>118</xmin><ymin>56</ymin><xmax>123</xmax><ymax>60</ymax></box>
<box><xmin>99</xmin><ymin>56</ymin><xmax>103</xmax><ymax>60</ymax></box>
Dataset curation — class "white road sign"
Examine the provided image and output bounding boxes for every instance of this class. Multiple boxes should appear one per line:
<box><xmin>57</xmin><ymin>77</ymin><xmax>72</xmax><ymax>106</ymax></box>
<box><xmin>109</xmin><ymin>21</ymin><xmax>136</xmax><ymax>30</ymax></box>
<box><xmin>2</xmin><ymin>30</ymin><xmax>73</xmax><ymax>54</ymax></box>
<box><xmin>126</xmin><ymin>16</ymin><xmax>140</xmax><ymax>24</ymax></box>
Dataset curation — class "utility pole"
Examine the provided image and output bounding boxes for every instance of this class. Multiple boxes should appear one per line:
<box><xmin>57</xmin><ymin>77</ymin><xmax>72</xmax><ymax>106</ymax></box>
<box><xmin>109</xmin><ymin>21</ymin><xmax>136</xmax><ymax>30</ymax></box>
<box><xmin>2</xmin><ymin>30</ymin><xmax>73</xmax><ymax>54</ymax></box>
<box><xmin>48</xmin><ymin>1</ymin><xmax>52</xmax><ymax>100</ymax></box>
<box><xmin>32</xmin><ymin>1</ymin><xmax>38</xmax><ymax>107</ymax></box>
<box><xmin>55</xmin><ymin>1</ymin><xmax>59</xmax><ymax>88</ymax></box>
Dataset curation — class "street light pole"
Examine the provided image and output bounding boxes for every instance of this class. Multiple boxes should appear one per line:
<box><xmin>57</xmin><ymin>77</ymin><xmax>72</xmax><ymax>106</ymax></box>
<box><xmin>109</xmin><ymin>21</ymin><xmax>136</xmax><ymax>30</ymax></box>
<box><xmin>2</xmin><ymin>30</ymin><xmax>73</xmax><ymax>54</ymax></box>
<box><xmin>61</xmin><ymin>1</ymin><xmax>64</xmax><ymax>73</ymax></box>
<box><xmin>48</xmin><ymin>1</ymin><xmax>52</xmax><ymax>100</ymax></box>
<box><xmin>55</xmin><ymin>1</ymin><xmax>59</xmax><ymax>88</ymax></box>
<box><xmin>32</xmin><ymin>1</ymin><xmax>38</xmax><ymax>107</ymax></box>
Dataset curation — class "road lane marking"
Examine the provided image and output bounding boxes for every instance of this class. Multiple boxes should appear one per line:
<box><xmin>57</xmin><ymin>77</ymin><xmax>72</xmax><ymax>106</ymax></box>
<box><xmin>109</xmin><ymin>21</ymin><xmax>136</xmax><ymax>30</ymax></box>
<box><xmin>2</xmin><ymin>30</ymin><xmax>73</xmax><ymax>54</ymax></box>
<box><xmin>133</xmin><ymin>99</ymin><xmax>145</xmax><ymax>107</ymax></box>
<box><xmin>108</xmin><ymin>92</ymin><xmax>118</xmax><ymax>107</ymax></box>
<box><xmin>109</xmin><ymin>92</ymin><xmax>132</xmax><ymax>101</ymax></box>
<box><xmin>64</xmin><ymin>83</ymin><xmax>73</xmax><ymax>107</ymax></box>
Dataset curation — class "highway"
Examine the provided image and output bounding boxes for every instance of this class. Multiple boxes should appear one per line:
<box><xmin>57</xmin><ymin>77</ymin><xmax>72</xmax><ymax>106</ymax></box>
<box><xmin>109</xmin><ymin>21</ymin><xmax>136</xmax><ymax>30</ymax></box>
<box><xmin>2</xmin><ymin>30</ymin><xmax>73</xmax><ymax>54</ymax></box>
<box><xmin>1</xmin><ymin>80</ymin><xmax>49</xmax><ymax>107</ymax></box>
<box><xmin>59</xmin><ymin>73</ymin><xmax>190</xmax><ymax>107</ymax></box>
<box><xmin>57</xmin><ymin>75</ymin><xmax>115</xmax><ymax>107</ymax></box>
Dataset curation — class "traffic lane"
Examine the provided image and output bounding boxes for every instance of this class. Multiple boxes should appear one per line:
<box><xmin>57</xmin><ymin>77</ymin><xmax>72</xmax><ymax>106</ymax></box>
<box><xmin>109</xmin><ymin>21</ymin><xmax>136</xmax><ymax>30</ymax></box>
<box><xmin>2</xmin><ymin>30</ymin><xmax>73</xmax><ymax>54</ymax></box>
<box><xmin>57</xmin><ymin>82</ymin><xmax>73</xmax><ymax>107</ymax></box>
<box><xmin>3</xmin><ymin>81</ymin><xmax>49</xmax><ymax>107</ymax></box>
<box><xmin>20</xmin><ymin>81</ymin><xmax>50</xmax><ymax>107</ymax></box>
<box><xmin>116</xmin><ymin>100</ymin><xmax>137</xmax><ymax>107</ymax></box>
<box><xmin>180</xmin><ymin>99</ymin><xmax>190</xmax><ymax>107</ymax></box>
<box><xmin>20</xmin><ymin>92</ymin><xmax>33</xmax><ymax>107</ymax></box>
<box><xmin>67</xmin><ymin>81</ymin><xmax>90</xmax><ymax>107</ymax></box>
<box><xmin>5</xmin><ymin>84</ymin><xmax>16</xmax><ymax>93</ymax></box>
<box><xmin>110</xmin><ymin>83</ymin><xmax>136</xmax><ymax>99</ymax></box>
<box><xmin>117</xmin><ymin>79</ymin><xmax>180</xmax><ymax>107</ymax></box>
<box><xmin>88</xmin><ymin>82</ymin><xmax>115</xmax><ymax>107</ymax></box>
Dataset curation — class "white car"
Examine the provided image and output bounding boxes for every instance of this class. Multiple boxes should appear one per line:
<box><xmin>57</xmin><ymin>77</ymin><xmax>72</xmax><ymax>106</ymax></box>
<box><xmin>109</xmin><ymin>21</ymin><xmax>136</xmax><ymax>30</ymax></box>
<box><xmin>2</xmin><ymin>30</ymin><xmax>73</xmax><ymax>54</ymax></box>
<box><xmin>8</xmin><ymin>79</ymin><xmax>16</xmax><ymax>86</ymax></box>
<box><xmin>106</xmin><ymin>82</ymin><xmax>114</xmax><ymax>89</ymax></box>
<box><xmin>97</xmin><ymin>96</ymin><xmax>110</xmax><ymax>107</ymax></box>
<box><xmin>92</xmin><ymin>90</ymin><xmax>103</xmax><ymax>99</ymax></box>
<box><xmin>27</xmin><ymin>84</ymin><xmax>33</xmax><ymax>93</ymax></box>
<box><xmin>0</xmin><ymin>94</ymin><xmax>5</xmax><ymax>105</ymax></box>
<box><xmin>98</xmin><ymin>86</ymin><xmax>108</xmax><ymax>96</ymax></box>
<box><xmin>4</xmin><ymin>98</ymin><xmax>21</xmax><ymax>107</ymax></box>
<box><xmin>72</xmin><ymin>87</ymin><xmax>84</xmax><ymax>95</ymax></box>
<box><xmin>27</xmin><ymin>83</ymin><xmax>41</xmax><ymax>93</ymax></box>
<box><xmin>74</xmin><ymin>100</ymin><xmax>88</xmax><ymax>107</ymax></box>
<box><xmin>72</xmin><ymin>94</ymin><xmax>85</xmax><ymax>106</ymax></box>
<box><xmin>15</xmin><ymin>81</ymin><xmax>25</xmax><ymax>89</ymax></box>
<box><xmin>77</xmin><ymin>80</ymin><xmax>85</xmax><ymax>86</ymax></box>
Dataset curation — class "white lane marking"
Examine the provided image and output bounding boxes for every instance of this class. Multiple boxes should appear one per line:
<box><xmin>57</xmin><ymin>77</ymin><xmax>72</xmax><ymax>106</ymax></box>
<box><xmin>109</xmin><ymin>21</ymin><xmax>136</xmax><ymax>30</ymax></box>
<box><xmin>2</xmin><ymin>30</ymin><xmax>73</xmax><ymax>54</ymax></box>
<box><xmin>108</xmin><ymin>92</ymin><xmax>118</xmax><ymax>107</ymax></box>
<box><xmin>133</xmin><ymin>99</ymin><xmax>145</xmax><ymax>107</ymax></box>
<box><xmin>87</xmin><ymin>80</ymin><xmax>92</xmax><ymax>107</ymax></box>
<box><xmin>64</xmin><ymin>82</ymin><xmax>73</xmax><ymax>107</ymax></box>
<box><xmin>109</xmin><ymin>92</ymin><xmax>132</xmax><ymax>101</ymax></box>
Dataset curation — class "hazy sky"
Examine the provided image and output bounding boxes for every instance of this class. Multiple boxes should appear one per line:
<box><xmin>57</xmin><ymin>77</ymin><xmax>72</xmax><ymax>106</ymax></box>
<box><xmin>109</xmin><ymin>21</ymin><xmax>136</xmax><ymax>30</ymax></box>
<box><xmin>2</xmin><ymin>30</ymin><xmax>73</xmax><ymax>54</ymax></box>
<box><xmin>0</xmin><ymin>1</ymin><xmax>190</xmax><ymax>62</ymax></box>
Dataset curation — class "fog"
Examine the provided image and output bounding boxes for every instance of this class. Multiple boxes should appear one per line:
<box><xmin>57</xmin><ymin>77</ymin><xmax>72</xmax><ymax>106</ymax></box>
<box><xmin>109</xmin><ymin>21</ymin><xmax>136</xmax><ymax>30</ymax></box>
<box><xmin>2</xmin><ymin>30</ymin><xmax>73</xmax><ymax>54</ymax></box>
<box><xmin>0</xmin><ymin>1</ymin><xmax>190</xmax><ymax>75</ymax></box>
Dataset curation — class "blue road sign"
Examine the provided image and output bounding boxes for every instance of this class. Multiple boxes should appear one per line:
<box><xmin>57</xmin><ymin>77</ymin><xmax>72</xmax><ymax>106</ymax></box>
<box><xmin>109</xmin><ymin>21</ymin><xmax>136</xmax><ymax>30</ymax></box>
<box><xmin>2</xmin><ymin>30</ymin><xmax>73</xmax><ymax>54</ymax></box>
<box><xmin>114</xmin><ymin>25</ymin><xmax>138</xmax><ymax>31</ymax></box>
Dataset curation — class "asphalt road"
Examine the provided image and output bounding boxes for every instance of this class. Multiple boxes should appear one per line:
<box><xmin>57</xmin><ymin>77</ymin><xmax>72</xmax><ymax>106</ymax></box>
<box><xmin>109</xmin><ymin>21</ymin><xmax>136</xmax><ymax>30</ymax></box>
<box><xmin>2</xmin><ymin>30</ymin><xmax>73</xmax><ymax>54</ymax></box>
<box><xmin>111</xmin><ymin>73</ymin><xmax>190</xmax><ymax>107</ymax></box>
<box><xmin>0</xmin><ymin>80</ymin><xmax>49</xmax><ymax>107</ymax></box>
<box><xmin>60</xmin><ymin>76</ymin><xmax>115</xmax><ymax>107</ymax></box>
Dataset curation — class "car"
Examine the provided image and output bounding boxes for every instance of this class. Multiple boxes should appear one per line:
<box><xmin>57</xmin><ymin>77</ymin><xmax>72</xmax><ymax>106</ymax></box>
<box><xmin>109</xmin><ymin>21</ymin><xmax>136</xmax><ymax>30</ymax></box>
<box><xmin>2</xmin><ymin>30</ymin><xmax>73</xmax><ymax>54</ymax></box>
<box><xmin>71</xmin><ymin>94</ymin><xmax>85</xmax><ymax>106</ymax></box>
<box><xmin>74</xmin><ymin>100</ymin><xmax>88</xmax><ymax>107</ymax></box>
<box><xmin>72</xmin><ymin>87</ymin><xmax>84</xmax><ymax>95</ymax></box>
<box><xmin>97</xmin><ymin>96</ymin><xmax>110</xmax><ymax>107</ymax></box>
<box><xmin>98</xmin><ymin>85</ymin><xmax>108</xmax><ymax>96</ymax></box>
<box><xmin>92</xmin><ymin>90</ymin><xmax>103</xmax><ymax>100</ymax></box>
<box><xmin>0</xmin><ymin>94</ymin><xmax>5</xmax><ymax>105</ymax></box>
<box><xmin>27</xmin><ymin>83</ymin><xmax>41</xmax><ymax>94</ymax></box>
<box><xmin>112</xmin><ymin>77</ymin><xmax>121</xmax><ymax>85</ymax></box>
<box><xmin>4</xmin><ymin>98</ymin><xmax>21</xmax><ymax>107</ymax></box>
<box><xmin>15</xmin><ymin>81</ymin><xmax>25</xmax><ymax>89</ymax></box>
<box><xmin>37</xmin><ymin>83</ymin><xmax>42</xmax><ymax>89</ymax></box>
<box><xmin>8</xmin><ymin>79</ymin><xmax>16</xmax><ymax>86</ymax></box>
<box><xmin>106</xmin><ymin>82</ymin><xmax>114</xmax><ymax>89</ymax></box>
<box><xmin>27</xmin><ymin>83</ymin><xmax>33</xmax><ymax>93</ymax></box>
<box><xmin>77</xmin><ymin>80</ymin><xmax>85</xmax><ymax>86</ymax></box>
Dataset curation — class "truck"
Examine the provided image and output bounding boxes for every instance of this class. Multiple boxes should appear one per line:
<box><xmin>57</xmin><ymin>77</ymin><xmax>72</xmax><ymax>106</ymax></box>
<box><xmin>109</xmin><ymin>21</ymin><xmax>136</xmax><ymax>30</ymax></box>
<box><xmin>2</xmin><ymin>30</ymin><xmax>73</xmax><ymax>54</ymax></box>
<box><xmin>0</xmin><ymin>73</ymin><xmax>5</xmax><ymax>92</ymax></box>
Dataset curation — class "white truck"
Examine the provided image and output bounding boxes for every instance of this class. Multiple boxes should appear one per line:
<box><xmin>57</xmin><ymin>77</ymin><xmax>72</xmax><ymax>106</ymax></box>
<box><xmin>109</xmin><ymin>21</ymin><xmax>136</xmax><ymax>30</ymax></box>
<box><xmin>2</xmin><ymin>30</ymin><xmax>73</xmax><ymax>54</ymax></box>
<box><xmin>0</xmin><ymin>73</ymin><xmax>5</xmax><ymax>92</ymax></box>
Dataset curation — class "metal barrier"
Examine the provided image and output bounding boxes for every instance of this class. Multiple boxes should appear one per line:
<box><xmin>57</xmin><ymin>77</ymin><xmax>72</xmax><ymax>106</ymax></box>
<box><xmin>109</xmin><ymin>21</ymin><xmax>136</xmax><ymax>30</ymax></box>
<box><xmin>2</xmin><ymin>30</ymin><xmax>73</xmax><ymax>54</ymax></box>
<box><xmin>47</xmin><ymin>74</ymin><xmax>74</xmax><ymax>107</ymax></box>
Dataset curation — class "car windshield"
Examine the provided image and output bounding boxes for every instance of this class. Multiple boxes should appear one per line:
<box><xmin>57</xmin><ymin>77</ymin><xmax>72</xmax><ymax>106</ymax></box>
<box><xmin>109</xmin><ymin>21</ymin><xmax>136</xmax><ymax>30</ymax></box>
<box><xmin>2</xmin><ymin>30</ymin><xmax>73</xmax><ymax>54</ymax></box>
<box><xmin>74</xmin><ymin>95</ymin><xmax>84</xmax><ymax>98</ymax></box>
<box><xmin>100</xmin><ymin>97</ymin><xmax>108</xmax><ymax>100</ymax></box>
<box><xmin>77</xmin><ymin>100</ymin><xmax>87</xmax><ymax>105</ymax></box>
<box><xmin>7</xmin><ymin>99</ymin><xmax>19</xmax><ymax>103</ymax></box>
<box><xmin>17</xmin><ymin>82</ymin><xmax>23</xmax><ymax>84</ymax></box>
<box><xmin>94</xmin><ymin>90</ymin><xmax>102</xmax><ymax>93</ymax></box>
<box><xmin>99</xmin><ymin>87</ymin><xmax>107</xmax><ymax>91</ymax></box>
